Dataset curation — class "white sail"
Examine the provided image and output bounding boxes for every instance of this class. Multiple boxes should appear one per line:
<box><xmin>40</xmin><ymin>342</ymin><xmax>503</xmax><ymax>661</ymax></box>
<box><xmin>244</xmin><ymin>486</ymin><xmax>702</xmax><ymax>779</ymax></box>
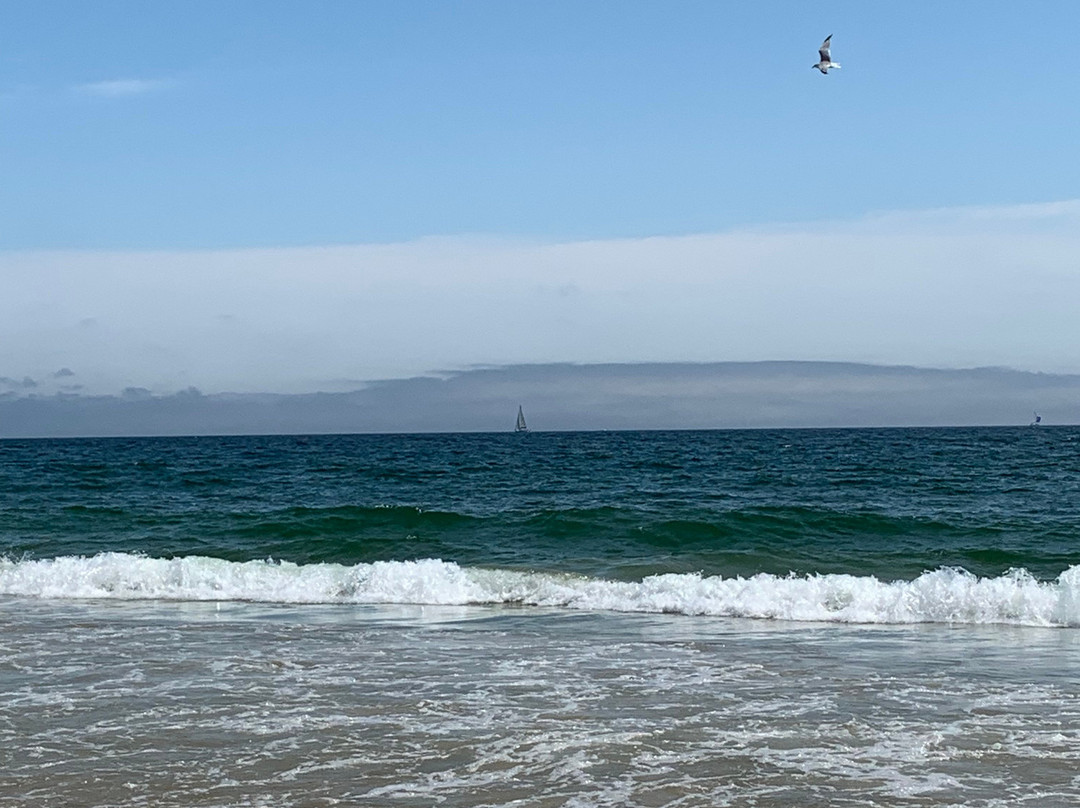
<box><xmin>515</xmin><ymin>406</ymin><xmax>528</xmax><ymax>432</ymax></box>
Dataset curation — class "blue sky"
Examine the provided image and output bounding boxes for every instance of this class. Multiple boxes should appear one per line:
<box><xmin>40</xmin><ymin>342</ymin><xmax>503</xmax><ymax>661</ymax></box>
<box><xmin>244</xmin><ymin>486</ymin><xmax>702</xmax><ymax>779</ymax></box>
<box><xmin>2</xmin><ymin>2</ymin><xmax>1080</xmax><ymax>396</ymax></box>
<box><xmin>4</xmin><ymin>0</ymin><xmax>1078</xmax><ymax>249</ymax></box>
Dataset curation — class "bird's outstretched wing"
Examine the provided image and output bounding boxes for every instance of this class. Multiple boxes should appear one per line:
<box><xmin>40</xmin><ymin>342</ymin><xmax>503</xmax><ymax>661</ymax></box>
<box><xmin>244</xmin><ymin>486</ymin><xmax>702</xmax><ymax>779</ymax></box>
<box><xmin>819</xmin><ymin>35</ymin><xmax>832</xmax><ymax>62</ymax></box>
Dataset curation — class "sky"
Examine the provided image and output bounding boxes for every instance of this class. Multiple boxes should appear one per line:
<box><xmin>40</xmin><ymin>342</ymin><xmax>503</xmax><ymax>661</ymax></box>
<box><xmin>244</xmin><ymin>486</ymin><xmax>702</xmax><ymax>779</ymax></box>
<box><xmin>2</xmin><ymin>1</ymin><xmax>1079</xmax><ymax>398</ymax></box>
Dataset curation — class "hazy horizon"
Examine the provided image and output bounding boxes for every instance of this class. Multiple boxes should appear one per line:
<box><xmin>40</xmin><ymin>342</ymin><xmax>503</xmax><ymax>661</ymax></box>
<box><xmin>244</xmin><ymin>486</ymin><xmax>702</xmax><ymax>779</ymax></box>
<box><xmin>1</xmin><ymin>360</ymin><xmax>1074</xmax><ymax>438</ymax></box>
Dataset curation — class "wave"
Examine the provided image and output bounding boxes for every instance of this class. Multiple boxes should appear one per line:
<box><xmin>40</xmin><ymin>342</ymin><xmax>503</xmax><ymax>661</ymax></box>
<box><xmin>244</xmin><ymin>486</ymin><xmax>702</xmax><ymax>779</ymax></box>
<box><xmin>10</xmin><ymin>503</ymin><xmax>1079</xmax><ymax>582</ymax></box>
<box><xmin>3</xmin><ymin>553</ymin><xmax>1080</xmax><ymax>627</ymax></box>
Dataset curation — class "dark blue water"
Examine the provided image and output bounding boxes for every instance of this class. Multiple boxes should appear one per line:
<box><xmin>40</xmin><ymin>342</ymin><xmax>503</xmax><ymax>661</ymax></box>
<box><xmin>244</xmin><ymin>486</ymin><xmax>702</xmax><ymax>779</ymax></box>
<box><xmin>3</xmin><ymin>427</ymin><xmax>1079</xmax><ymax>582</ymax></box>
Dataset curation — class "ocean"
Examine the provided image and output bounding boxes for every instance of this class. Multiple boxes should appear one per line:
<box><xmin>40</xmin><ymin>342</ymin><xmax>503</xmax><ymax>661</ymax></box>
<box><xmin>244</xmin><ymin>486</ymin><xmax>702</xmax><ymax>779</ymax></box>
<box><xmin>3</xmin><ymin>427</ymin><xmax>1080</xmax><ymax>806</ymax></box>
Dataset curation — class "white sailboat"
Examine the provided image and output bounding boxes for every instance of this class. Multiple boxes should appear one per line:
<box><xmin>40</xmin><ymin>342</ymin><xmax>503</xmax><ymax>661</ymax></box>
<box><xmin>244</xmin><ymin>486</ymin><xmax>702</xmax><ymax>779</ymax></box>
<box><xmin>515</xmin><ymin>405</ymin><xmax>528</xmax><ymax>433</ymax></box>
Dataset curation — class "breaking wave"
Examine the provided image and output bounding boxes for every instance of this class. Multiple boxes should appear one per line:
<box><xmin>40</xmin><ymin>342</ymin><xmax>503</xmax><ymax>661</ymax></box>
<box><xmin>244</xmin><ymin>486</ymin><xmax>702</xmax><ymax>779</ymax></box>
<box><xmin>3</xmin><ymin>553</ymin><xmax>1080</xmax><ymax>627</ymax></box>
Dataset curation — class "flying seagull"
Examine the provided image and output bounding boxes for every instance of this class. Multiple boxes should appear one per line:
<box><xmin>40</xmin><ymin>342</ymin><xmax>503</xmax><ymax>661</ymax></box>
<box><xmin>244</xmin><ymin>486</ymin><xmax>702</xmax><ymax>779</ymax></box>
<box><xmin>813</xmin><ymin>35</ymin><xmax>841</xmax><ymax>74</ymax></box>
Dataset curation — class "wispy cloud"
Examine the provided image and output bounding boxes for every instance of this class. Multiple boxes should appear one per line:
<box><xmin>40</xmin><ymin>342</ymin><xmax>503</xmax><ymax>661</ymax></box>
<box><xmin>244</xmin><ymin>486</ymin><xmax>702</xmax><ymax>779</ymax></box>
<box><xmin>0</xmin><ymin>85</ymin><xmax>34</xmax><ymax>104</ymax></box>
<box><xmin>75</xmin><ymin>78</ymin><xmax>172</xmax><ymax>98</ymax></box>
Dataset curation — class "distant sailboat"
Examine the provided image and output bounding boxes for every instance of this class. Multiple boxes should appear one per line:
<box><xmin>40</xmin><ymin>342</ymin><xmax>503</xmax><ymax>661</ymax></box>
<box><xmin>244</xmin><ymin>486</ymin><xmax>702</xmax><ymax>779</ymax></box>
<box><xmin>1031</xmin><ymin>411</ymin><xmax>1042</xmax><ymax>427</ymax></box>
<box><xmin>515</xmin><ymin>405</ymin><xmax>529</xmax><ymax>433</ymax></box>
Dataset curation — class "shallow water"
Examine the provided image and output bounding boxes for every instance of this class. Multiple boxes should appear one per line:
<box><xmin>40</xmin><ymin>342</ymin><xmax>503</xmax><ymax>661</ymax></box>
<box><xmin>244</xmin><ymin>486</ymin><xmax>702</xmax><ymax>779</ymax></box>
<box><xmin>4</xmin><ymin>599</ymin><xmax>1080</xmax><ymax>807</ymax></box>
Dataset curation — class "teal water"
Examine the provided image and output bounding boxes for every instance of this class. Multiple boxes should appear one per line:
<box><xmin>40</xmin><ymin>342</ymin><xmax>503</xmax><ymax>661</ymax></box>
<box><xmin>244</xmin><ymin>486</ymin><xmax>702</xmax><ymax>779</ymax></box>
<box><xmin>3</xmin><ymin>427</ymin><xmax>1079</xmax><ymax>582</ymax></box>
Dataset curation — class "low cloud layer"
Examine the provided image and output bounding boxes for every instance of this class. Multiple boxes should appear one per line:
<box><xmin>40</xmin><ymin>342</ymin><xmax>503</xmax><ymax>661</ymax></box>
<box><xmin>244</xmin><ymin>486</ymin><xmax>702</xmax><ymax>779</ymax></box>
<box><xmin>0</xmin><ymin>362</ymin><xmax>1072</xmax><ymax>438</ymax></box>
<box><xmin>2</xmin><ymin>200</ymin><xmax>1079</xmax><ymax>396</ymax></box>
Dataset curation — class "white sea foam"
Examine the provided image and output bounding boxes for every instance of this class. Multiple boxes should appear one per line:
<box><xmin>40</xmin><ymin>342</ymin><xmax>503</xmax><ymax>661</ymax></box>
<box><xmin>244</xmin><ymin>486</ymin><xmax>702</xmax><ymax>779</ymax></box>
<box><xmin>2</xmin><ymin>553</ymin><xmax>1080</xmax><ymax>627</ymax></box>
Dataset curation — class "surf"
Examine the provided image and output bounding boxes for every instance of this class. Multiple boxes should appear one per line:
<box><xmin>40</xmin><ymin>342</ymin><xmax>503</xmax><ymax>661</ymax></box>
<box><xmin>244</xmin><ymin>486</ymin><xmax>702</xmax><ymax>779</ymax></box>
<box><xmin>3</xmin><ymin>552</ymin><xmax>1080</xmax><ymax>628</ymax></box>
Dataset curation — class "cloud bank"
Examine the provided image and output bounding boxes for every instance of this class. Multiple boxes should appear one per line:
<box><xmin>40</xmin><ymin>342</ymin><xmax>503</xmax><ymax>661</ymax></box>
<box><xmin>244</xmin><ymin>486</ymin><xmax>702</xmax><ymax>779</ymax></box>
<box><xmin>0</xmin><ymin>362</ymin><xmax>1074</xmax><ymax>438</ymax></box>
<box><xmin>1</xmin><ymin>200</ymin><xmax>1079</xmax><ymax>396</ymax></box>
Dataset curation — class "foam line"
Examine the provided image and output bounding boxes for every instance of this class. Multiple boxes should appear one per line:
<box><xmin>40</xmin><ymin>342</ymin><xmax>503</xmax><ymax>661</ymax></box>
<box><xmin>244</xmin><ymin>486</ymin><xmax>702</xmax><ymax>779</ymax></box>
<box><xmin>2</xmin><ymin>553</ymin><xmax>1078</xmax><ymax>627</ymax></box>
